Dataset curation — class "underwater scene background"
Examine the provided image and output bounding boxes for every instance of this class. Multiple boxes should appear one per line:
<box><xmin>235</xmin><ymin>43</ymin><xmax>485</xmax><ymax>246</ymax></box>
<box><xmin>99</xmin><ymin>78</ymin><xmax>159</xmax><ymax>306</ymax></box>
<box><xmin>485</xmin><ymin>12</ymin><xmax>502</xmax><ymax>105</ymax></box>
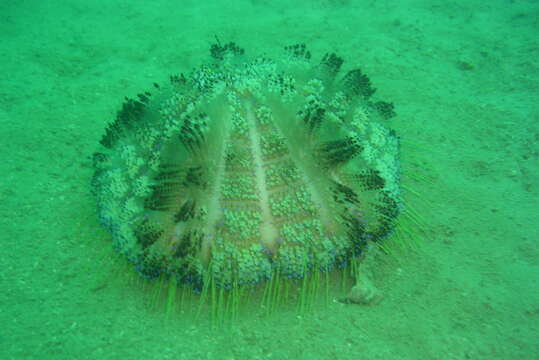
<box><xmin>1</xmin><ymin>0</ymin><xmax>538</xmax><ymax>359</ymax></box>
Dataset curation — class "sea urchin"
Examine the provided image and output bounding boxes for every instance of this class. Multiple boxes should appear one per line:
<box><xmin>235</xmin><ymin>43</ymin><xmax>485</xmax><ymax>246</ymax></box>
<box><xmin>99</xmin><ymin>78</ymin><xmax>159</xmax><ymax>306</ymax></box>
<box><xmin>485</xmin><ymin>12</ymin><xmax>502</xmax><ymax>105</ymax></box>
<box><xmin>92</xmin><ymin>41</ymin><xmax>401</xmax><ymax>293</ymax></box>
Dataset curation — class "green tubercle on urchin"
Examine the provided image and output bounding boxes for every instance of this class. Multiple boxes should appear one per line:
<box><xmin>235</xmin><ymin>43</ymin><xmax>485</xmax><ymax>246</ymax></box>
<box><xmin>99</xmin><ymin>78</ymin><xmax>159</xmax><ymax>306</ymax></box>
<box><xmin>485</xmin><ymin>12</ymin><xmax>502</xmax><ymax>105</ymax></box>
<box><xmin>91</xmin><ymin>40</ymin><xmax>401</xmax><ymax>294</ymax></box>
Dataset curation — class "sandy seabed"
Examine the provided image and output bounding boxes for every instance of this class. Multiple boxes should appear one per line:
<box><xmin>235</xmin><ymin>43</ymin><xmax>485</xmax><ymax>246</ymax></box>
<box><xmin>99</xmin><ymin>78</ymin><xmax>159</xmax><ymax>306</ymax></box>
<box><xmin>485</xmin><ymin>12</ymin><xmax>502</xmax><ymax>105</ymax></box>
<box><xmin>1</xmin><ymin>1</ymin><xmax>538</xmax><ymax>359</ymax></box>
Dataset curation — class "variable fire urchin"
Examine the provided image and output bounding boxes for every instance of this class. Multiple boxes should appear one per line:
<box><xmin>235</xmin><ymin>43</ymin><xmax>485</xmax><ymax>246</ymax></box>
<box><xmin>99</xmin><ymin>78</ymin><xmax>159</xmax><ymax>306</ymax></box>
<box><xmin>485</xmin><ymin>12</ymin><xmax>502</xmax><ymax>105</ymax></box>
<box><xmin>92</xmin><ymin>40</ymin><xmax>401</xmax><ymax>294</ymax></box>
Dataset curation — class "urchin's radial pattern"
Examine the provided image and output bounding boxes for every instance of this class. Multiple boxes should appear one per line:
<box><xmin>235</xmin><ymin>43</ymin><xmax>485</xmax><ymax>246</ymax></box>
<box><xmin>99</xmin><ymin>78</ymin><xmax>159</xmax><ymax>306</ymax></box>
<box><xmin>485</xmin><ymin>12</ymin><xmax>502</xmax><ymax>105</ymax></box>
<box><xmin>92</xmin><ymin>41</ymin><xmax>401</xmax><ymax>289</ymax></box>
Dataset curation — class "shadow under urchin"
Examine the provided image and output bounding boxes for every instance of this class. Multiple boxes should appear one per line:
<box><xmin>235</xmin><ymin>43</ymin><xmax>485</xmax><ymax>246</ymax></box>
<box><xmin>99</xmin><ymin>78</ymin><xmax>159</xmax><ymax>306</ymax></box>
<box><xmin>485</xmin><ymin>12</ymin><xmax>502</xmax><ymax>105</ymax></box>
<box><xmin>91</xmin><ymin>39</ymin><xmax>401</xmax><ymax>309</ymax></box>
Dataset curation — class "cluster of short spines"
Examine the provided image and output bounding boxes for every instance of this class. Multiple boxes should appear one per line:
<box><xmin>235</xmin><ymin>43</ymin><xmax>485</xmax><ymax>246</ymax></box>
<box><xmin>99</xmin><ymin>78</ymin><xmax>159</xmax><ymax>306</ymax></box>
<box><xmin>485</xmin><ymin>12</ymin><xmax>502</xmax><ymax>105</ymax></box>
<box><xmin>220</xmin><ymin>174</ymin><xmax>257</xmax><ymax>201</ymax></box>
<box><xmin>268</xmin><ymin>185</ymin><xmax>317</xmax><ymax>219</ymax></box>
<box><xmin>264</xmin><ymin>160</ymin><xmax>301</xmax><ymax>189</ymax></box>
<box><xmin>223</xmin><ymin>143</ymin><xmax>253</xmax><ymax>172</ymax></box>
<box><xmin>259</xmin><ymin>132</ymin><xmax>289</xmax><ymax>160</ymax></box>
<box><xmin>230</xmin><ymin>112</ymin><xmax>249</xmax><ymax>137</ymax></box>
<box><xmin>318</xmin><ymin>136</ymin><xmax>364</xmax><ymax>168</ymax></box>
<box><xmin>92</xmin><ymin>40</ymin><xmax>401</xmax><ymax>292</ymax></box>
<box><xmin>254</xmin><ymin>105</ymin><xmax>273</xmax><ymax>126</ymax></box>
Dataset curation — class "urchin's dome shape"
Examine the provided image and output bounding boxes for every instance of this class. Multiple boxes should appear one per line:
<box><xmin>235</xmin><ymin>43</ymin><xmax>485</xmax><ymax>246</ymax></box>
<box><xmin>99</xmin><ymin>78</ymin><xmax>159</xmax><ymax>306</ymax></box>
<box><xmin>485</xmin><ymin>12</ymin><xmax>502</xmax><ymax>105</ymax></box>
<box><xmin>92</xmin><ymin>42</ymin><xmax>401</xmax><ymax>289</ymax></box>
